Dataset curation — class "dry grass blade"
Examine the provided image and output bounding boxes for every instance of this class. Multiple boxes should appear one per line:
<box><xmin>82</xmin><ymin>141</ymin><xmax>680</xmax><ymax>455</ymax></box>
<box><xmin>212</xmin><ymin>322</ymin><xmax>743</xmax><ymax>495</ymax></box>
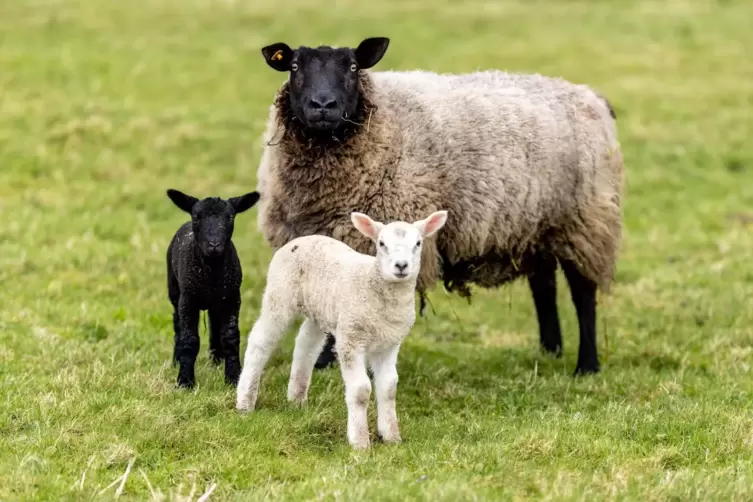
<box><xmin>115</xmin><ymin>457</ymin><xmax>136</xmax><ymax>497</ymax></box>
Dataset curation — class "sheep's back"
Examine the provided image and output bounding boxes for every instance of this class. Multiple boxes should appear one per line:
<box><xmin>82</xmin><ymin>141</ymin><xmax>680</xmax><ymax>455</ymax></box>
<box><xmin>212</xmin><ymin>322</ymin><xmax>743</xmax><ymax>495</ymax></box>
<box><xmin>257</xmin><ymin>69</ymin><xmax>623</xmax><ymax>293</ymax></box>
<box><xmin>371</xmin><ymin>70</ymin><xmax>621</xmax><ymax>267</ymax></box>
<box><xmin>266</xmin><ymin>235</ymin><xmax>378</xmax><ymax>331</ymax></box>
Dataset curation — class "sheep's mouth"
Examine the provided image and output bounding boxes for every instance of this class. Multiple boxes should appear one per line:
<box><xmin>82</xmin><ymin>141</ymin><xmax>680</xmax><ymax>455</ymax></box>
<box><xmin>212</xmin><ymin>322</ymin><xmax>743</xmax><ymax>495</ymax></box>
<box><xmin>393</xmin><ymin>272</ymin><xmax>409</xmax><ymax>279</ymax></box>
<box><xmin>201</xmin><ymin>247</ymin><xmax>225</xmax><ymax>259</ymax></box>
<box><xmin>306</xmin><ymin>118</ymin><xmax>341</xmax><ymax>131</ymax></box>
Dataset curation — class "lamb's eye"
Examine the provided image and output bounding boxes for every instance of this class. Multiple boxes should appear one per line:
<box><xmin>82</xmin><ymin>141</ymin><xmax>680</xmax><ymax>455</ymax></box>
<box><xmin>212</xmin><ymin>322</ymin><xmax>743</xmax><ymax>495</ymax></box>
<box><xmin>416</xmin><ymin>240</ymin><xmax>421</xmax><ymax>248</ymax></box>
<box><xmin>350</xmin><ymin>63</ymin><xmax>358</xmax><ymax>72</ymax></box>
<box><xmin>378</xmin><ymin>240</ymin><xmax>385</xmax><ymax>248</ymax></box>
<box><xmin>291</xmin><ymin>63</ymin><xmax>299</xmax><ymax>72</ymax></box>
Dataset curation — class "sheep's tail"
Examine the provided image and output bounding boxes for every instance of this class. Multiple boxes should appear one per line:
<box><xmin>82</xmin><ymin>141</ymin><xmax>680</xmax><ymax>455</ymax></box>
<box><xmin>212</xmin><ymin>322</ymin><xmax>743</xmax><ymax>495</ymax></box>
<box><xmin>595</xmin><ymin>92</ymin><xmax>617</xmax><ymax>119</ymax></box>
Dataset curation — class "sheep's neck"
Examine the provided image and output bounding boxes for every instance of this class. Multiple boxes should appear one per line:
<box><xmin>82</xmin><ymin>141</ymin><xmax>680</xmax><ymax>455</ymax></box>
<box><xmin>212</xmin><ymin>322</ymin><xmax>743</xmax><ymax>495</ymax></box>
<box><xmin>193</xmin><ymin>245</ymin><xmax>228</xmax><ymax>272</ymax></box>
<box><xmin>368</xmin><ymin>262</ymin><xmax>417</xmax><ymax>306</ymax></box>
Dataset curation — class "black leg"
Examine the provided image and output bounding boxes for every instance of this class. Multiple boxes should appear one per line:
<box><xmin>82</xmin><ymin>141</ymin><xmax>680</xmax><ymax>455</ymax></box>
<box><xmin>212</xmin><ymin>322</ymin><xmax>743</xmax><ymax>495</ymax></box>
<box><xmin>314</xmin><ymin>333</ymin><xmax>337</xmax><ymax>369</ymax></box>
<box><xmin>172</xmin><ymin>311</ymin><xmax>180</xmax><ymax>367</ymax></box>
<box><xmin>210</xmin><ymin>296</ymin><xmax>242</xmax><ymax>387</ymax></box>
<box><xmin>208</xmin><ymin>313</ymin><xmax>223</xmax><ymax>366</ymax></box>
<box><xmin>527</xmin><ymin>253</ymin><xmax>563</xmax><ymax>356</ymax></box>
<box><xmin>168</xmin><ymin>268</ymin><xmax>181</xmax><ymax>367</ymax></box>
<box><xmin>560</xmin><ymin>259</ymin><xmax>600</xmax><ymax>375</ymax></box>
<box><xmin>176</xmin><ymin>298</ymin><xmax>200</xmax><ymax>388</ymax></box>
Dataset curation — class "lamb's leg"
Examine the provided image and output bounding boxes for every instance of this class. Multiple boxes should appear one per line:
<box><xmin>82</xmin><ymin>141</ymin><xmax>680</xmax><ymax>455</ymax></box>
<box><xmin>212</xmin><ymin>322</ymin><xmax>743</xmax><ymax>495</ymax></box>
<box><xmin>168</xmin><ymin>273</ymin><xmax>180</xmax><ymax>367</ymax></box>
<box><xmin>176</xmin><ymin>297</ymin><xmax>200</xmax><ymax>388</ymax></box>
<box><xmin>337</xmin><ymin>344</ymin><xmax>371</xmax><ymax>449</ymax></box>
<box><xmin>171</xmin><ymin>311</ymin><xmax>180</xmax><ymax>367</ymax></box>
<box><xmin>370</xmin><ymin>344</ymin><xmax>401</xmax><ymax>444</ymax></box>
<box><xmin>287</xmin><ymin>318</ymin><xmax>328</xmax><ymax>406</ymax></box>
<box><xmin>314</xmin><ymin>334</ymin><xmax>337</xmax><ymax>369</ymax></box>
<box><xmin>236</xmin><ymin>308</ymin><xmax>291</xmax><ymax>412</ymax></box>
<box><xmin>560</xmin><ymin>259</ymin><xmax>600</xmax><ymax>375</ymax></box>
<box><xmin>208</xmin><ymin>313</ymin><xmax>223</xmax><ymax>366</ymax></box>
<box><xmin>527</xmin><ymin>253</ymin><xmax>563</xmax><ymax>356</ymax></box>
<box><xmin>210</xmin><ymin>295</ymin><xmax>242</xmax><ymax>386</ymax></box>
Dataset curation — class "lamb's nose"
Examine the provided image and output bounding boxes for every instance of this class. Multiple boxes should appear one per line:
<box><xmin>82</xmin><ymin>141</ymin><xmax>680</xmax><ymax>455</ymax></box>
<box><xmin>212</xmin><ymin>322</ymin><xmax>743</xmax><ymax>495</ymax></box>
<box><xmin>208</xmin><ymin>241</ymin><xmax>221</xmax><ymax>249</ymax></box>
<box><xmin>394</xmin><ymin>261</ymin><xmax>408</xmax><ymax>272</ymax></box>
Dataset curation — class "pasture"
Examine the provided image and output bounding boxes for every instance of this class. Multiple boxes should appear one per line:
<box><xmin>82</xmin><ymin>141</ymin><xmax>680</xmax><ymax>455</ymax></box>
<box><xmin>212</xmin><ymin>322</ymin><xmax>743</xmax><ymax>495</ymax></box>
<box><xmin>1</xmin><ymin>0</ymin><xmax>752</xmax><ymax>499</ymax></box>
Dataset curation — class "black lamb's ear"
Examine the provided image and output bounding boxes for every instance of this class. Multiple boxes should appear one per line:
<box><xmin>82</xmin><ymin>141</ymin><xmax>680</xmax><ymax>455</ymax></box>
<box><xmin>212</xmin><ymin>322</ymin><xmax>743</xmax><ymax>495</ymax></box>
<box><xmin>354</xmin><ymin>37</ymin><xmax>390</xmax><ymax>69</ymax></box>
<box><xmin>261</xmin><ymin>43</ymin><xmax>294</xmax><ymax>72</ymax></box>
<box><xmin>229</xmin><ymin>192</ymin><xmax>260</xmax><ymax>214</ymax></box>
<box><xmin>167</xmin><ymin>189</ymin><xmax>199</xmax><ymax>214</ymax></box>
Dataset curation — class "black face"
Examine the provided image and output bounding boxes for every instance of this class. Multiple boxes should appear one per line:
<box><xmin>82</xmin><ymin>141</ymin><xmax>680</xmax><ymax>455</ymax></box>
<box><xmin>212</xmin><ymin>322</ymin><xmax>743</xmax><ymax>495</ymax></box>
<box><xmin>261</xmin><ymin>37</ymin><xmax>390</xmax><ymax>135</ymax></box>
<box><xmin>167</xmin><ymin>189</ymin><xmax>260</xmax><ymax>260</ymax></box>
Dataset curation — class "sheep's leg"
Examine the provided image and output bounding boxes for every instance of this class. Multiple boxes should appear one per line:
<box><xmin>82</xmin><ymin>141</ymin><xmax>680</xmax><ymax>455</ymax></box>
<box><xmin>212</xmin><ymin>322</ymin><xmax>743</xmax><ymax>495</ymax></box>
<box><xmin>527</xmin><ymin>253</ymin><xmax>563</xmax><ymax>356</ymax></box>
<box><xmin>176</xmin><ymin>298</ymin><xmax>200</xmax><ymax>388</ymax></box>
<box><xmin>560</xmin><ymin>259</ymin><xmax>600</xmax><ymax>375</ymax></box>
<box><xmin>168</xmin><ymin>273</ymin><xmax>180</xmax><ymax>367</ymax></box>
<box><xmin>210</xmin><ymin>295</ymin><xmax>242</xmax><ymax>386</ymax></box>
<box><xmin>236</xmin><ymin>309</ymin><xmax>291</xmax><ymax>412</ymax></box>
<box><xmin>337</xmin><ymin>343</ymin><xmax>371</xmax><ymax>449</ymax></box>
<box><xmin>314</xmin><ymin>334</ymin><xmax>337</xmax><ymax>370</ymax></box>
<box><xmin>370</xmin><ymin>344</ymin><xmax>401</xmax><ymax>444</ymax></box>
<box><xmin>171</xmin><ymin>312</ymin><xmax>180</xmax><ymax>366</ymax></box>
<box><xmin>208</xmin><ymin>314</ymin><xmax>223</xmax><ymax>366</ymax></box>
<box><xmin>287</xmin><ymin>318</ymin><xmax>328</xmax><ymax>406</ymax></box>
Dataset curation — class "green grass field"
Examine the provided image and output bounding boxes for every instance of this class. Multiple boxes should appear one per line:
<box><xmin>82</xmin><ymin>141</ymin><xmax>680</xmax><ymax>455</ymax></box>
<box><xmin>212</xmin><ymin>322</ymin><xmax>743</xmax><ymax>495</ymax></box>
<box><xmin>2</xmin><ymin>0</ymin><xmax>752</xmax><ymax>499</ymax></box>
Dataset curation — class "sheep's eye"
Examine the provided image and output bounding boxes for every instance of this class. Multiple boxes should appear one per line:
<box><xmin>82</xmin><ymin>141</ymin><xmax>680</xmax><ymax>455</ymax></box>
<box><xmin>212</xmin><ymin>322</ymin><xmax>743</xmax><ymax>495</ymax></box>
<box><xmin>350</xmin><ymin>63</ymin><xmax>358</xmax><ymax>72</ymax></box>
<box><xmin>416</xmin><ymin>240</ymin><xmax>421</xmax><ymax>248</ymax></box>
<box><xmin>291</xmin><ymin>63</ymin><xmax>299</xmax><ymax>72</ymax></box>
<box><xmin>378</xmin><ymin>240</ymin><xmax>385</xmax><ymax>248</ymax></box>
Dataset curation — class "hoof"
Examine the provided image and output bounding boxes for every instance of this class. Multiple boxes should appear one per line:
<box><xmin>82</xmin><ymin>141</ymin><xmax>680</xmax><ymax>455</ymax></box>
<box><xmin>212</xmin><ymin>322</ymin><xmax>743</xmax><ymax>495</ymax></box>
<box><xmin>541</xmin><ymin>343</ymin><xmax>563</xmax><ymax>358</ymax></box>
<box><xmin>573</xmin><ymin>364</ymin><xmax>600</xmax><ymax>376</ymax></box>
<box><xmin>378</xmin><ymin>433</ymin><xmax>402</xmax><ymax>444</ymax></box>
<box><xmin>350</xmin><ymin>440</ymin><xmax>370</xmax><ymax>450</ymax></box>
<box><xmin>314</xmin><ymin>350</ymin><xmax>337</xmax><ymax>370</ymax></box>
<box><xmin>176</xmin><ymin>378</ymin><xmax>195</xmax><ymax>389</ymax></box>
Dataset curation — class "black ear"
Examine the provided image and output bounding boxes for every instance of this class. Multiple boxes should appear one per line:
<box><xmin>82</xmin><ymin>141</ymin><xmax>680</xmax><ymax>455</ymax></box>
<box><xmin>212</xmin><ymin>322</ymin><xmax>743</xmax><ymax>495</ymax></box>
<box><xmin>228</xmin><ymin>192</ymin><xmax>260</xmax><ymax>214</ymax></box>
<box><xmin>354</xmin><ymin>37</ymin><xmax>389</xmax><ymax>69</ymax></box>
<box><xmin>167</xmin><ymin>189</ymin><xmax>199</xmax><ymax>214</ymax></box>
<box><xmin>261</xmin><ymin>43</ymin><xmax>294</xmax><ymax>72</ymax></box>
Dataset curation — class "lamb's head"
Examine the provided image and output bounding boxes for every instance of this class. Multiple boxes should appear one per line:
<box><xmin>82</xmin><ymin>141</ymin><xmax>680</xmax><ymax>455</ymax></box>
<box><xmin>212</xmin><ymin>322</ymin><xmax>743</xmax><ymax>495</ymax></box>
<box><xmin>260</xmin><ymin>37</ymin><xmax>390</xmax><ymax>136</ymax></box>
<box><xmin>167</xmin><ymin>189</ymin><xmax>260</xmax><ymax>260</ymax></box>
<box><xmin>351</xmin><ymin>210</ymin><xmax>448</xmax><ymax>283</ymax></box>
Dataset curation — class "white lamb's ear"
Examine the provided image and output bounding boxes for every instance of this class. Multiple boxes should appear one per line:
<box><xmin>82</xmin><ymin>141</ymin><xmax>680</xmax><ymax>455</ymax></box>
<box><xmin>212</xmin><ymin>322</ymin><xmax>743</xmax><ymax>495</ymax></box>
<box><xmin>414</xmin><ymin>210</ymin><xmax>448</xmax><ymax>238</ymax></box>
<box><xmin>351</xmin><ymin>212</ymin><xmax>384</xmax><ymax>241</ymax></box>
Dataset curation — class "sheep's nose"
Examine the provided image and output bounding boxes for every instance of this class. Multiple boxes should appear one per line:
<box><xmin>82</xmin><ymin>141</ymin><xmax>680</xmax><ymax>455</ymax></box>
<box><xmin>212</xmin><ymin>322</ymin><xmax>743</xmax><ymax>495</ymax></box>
<box><xmin>208</xmin><ymin>241</ymin><xmax>222</xmax><ymax>249</ymax></box>
<box><xmin>309</xmin><ymin>94</ymin><xmax>338</xmax><ymax>110</ymax></box>
<box><xmin>394</xmin><ymin>261</ymin><xmax>408</xmax><ymax>272</ymax></box>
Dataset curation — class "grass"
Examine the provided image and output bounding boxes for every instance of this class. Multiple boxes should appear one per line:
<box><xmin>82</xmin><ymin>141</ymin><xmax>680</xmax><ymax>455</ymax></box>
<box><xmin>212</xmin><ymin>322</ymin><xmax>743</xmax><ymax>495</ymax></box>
<box><xmin>1</xmin><ymin>0</ymin><xmax>753</xmax><ymax>499</ymax></box>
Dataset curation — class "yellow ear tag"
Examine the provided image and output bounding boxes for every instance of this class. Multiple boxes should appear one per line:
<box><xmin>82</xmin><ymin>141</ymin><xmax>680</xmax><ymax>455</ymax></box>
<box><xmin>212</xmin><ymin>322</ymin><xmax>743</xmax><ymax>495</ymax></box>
<box><xmin>272</xmin><ymin>50</ymin><xmax>283</xmax><ymax>61</ymax></box>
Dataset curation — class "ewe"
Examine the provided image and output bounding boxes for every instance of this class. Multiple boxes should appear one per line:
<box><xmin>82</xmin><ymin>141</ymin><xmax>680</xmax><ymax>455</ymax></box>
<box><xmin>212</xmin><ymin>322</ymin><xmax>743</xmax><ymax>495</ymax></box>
<box><xmin>253</xmin><ymin>37</ymin><xmax>623</xmax><ymax>375</ymax></box>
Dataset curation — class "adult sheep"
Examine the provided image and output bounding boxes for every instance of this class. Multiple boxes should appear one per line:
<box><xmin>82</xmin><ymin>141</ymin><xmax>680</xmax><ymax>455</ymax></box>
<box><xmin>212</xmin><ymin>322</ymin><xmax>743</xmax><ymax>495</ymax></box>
<box><xmin>253</xmin><ymin>37</ymin><xmax>623</xmax><ymax>375</ymax></box>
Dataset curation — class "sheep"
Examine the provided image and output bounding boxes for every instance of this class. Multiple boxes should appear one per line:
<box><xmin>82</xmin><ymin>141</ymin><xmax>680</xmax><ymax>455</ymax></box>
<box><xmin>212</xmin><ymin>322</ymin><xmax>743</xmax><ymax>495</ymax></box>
<box><xmin>252</xmin><ymin>37</ymin><xmax>624</xmax><ymax>376</ymax></box>
<box><xmin>235</xmin><ymin>210</ymin><xmax>449</xmax><ymax>449</ymax></box>
<box><xmin>166</xmin><ymin>188</ymin><xmax>260</xmax><ymax>388</ymax></box>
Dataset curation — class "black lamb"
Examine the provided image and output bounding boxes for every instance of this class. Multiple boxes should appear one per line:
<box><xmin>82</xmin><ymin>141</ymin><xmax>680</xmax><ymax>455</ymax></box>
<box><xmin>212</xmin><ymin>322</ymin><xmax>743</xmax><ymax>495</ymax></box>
<box><xmin>165</xmin><ymin>188</ymin><xmax>260</xmax><ymax>388</ymax></box>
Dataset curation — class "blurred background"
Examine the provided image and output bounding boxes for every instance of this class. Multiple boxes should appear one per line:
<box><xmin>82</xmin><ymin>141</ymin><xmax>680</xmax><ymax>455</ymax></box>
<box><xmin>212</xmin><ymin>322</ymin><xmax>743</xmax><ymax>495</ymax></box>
<box><xmin>1</xmin><ymin>0</ymin><xmax>752</xmax><ymax>500</ymax></box>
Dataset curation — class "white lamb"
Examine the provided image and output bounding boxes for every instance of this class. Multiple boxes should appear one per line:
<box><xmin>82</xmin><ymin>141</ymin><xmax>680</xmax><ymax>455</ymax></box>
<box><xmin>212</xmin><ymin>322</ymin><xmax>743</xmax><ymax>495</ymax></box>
<box><xmin>236</xmin><ymin>209</ymin><xmax>449</xmax><ymax>449</ymax></box>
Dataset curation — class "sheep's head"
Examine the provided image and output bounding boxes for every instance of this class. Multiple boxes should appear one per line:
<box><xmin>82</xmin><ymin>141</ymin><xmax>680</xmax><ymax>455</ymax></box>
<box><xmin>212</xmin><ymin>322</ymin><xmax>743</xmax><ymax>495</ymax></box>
<box><xmin>261</xmin><ymin>37</ymin><xmax>389</xmax><ymax>137</ymax></box>
<box><xmin>167</xmin><ymin>189</ymin><xmax>260</xmax><ymax>260</ymax></box>
<box><xmin>351</xmin><ymin>210</ymin><xmax>448</xmax><ymax>284</ymax></box>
